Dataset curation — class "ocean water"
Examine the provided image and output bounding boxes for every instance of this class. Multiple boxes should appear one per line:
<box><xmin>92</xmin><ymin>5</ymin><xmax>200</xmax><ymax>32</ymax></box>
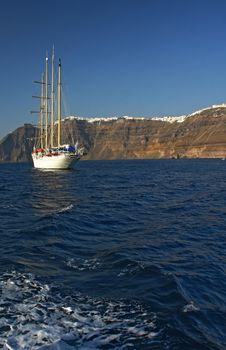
<box><xmin>0</xmin><ymin>159</ymin><xmax>226</xmax><ymax>350</ymax></box>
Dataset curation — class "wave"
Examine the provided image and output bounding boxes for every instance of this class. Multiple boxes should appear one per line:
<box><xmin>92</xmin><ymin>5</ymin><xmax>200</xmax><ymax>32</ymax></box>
<box><xmin>56</xmin><ymin>204</ymin><xmax>74</xmax><ymax>214</ymax></box>
<box><xmin>0</xmin><ymin>271</ymin><xmax>159</xmax><ymax>349</ymax></box>
<box><xmin>183</xmin><ymin>301</ymin><xmax>200</xmax><ymax>313</ymax></box>
<box><xmin>65</xmin><ymin>257</ymin><xmax>101</xmax><ymax>271</ymax></box>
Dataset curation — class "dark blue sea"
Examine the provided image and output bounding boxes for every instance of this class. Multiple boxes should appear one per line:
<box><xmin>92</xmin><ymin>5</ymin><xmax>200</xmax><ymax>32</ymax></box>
<box><xmin>0</xmin><ymin>159</ymin><xmax>226</xmax><ymax>350</ymax></box>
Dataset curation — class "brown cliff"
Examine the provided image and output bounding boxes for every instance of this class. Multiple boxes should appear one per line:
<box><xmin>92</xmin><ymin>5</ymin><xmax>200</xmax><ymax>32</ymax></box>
<box><xmin>1</xmin><ymin>106</ymin><xmax>226</xmax><ymax>162</ymax></box>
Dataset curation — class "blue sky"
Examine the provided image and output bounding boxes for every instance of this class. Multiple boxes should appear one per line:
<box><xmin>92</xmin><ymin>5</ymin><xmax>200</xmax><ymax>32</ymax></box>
<box><xmin>1</xmin><ymin>0</ymin><xmax>226</xmax><ymax>138</ymax></box>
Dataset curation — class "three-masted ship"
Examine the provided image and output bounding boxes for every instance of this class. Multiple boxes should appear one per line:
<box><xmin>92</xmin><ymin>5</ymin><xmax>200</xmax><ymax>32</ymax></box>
<box><xmin>31</xmin><ymin>48</ymin><xmax>83</xmax><ymax>169</ymax></box>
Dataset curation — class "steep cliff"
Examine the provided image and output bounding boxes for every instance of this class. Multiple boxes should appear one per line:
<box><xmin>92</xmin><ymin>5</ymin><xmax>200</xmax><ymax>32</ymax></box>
<box><xmin>0</xmin><ymin>124</ymin><xmax>36</xmax><ymax>162</ymax></box>
<box><xmin>1</xmin><ymin>106</ymin><xmax>226</xmax><ymax>162</ymax></box>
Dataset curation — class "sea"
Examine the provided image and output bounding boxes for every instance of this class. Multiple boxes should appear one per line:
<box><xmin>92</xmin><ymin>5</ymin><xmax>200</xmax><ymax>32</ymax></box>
<box><xmin>0</xmin><ymin>159</ymin><xmax>226</xmax><ymax>350</ymax></box>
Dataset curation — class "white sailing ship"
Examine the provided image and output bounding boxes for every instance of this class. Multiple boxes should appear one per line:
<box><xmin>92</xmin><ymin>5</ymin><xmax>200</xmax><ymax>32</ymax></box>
<box><xmin>31</xmin><ymin>48</ymin><xmax>84</xmax><ymax>170</ymax></box>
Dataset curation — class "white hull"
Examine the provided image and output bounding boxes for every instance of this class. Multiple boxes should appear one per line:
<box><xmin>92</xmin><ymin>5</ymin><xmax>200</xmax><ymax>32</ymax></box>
<box><xmin>32</xmin><ymin>153</ymin><xmax>80</xmax><ymax>170</ymax></box>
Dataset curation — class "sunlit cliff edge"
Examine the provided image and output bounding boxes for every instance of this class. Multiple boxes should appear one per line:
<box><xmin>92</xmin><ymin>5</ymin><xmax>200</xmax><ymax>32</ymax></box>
<box><xmin>1</xmin><ymin>104</ymin><xmax>226</xmax><ymax>162</ymax></box>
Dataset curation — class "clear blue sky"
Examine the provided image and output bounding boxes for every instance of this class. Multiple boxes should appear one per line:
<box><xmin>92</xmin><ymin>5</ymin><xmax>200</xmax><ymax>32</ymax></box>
<box><xmin>1</xmin><ymin>0</ymin><xmax>226</xmax><ymax>138</ymax></box>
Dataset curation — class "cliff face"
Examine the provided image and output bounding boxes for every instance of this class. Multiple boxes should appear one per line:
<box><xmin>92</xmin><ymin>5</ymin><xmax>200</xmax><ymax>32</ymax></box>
<box><xmin>0</xmin><ymin>124</ymin><xmax>36</xmax><ymax>162</ymax></box>
<box><xmin>1</xmin><ymin>106</ymin><xmax>226</xmax><ymax>162</ymax></box>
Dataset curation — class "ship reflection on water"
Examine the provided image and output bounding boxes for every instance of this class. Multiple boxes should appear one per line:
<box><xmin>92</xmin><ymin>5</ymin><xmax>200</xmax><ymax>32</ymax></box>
<box><xmin>14</xmin><ymin>168</ymin><xmax>79</xmax><ymax>275</ymax></box>
<box><xmin>30</xmin><ymin>168</ymin><xmax>76</xmax><ymax>217</ymax></box>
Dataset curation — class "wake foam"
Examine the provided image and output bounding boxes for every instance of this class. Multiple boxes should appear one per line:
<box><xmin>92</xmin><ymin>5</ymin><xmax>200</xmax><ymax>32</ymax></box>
<box><xmin>0</xmin><ymin>272</ymin><xmax>159</xmax><ymax>349</ymax></box>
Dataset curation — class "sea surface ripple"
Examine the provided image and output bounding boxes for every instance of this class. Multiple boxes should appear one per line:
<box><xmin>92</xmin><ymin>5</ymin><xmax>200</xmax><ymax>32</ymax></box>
<box><xmin>0</xmin><ymin>159</ymin><xmax>226</xmax><ymax>349</ymax></box>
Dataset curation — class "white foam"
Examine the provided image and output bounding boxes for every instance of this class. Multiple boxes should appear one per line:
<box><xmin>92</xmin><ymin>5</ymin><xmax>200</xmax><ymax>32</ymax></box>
<box><xmin>183</xmin><ymin>301</ymin><xmax>200</xmax><ymax>313</ymax></box>
<box><xmin>66</xmin><ymin>258</ymin><xmax>101</xmax><ymax>271</ymax></box>
<box><xmin>0</xmin><ymin>271</ymin><xmax>158</xmax><ymax>349</ymax></box>
<box><xmin>57</xmin><ymin>204</ymin><xmax>74</xmax><ymax>214</ymax></box>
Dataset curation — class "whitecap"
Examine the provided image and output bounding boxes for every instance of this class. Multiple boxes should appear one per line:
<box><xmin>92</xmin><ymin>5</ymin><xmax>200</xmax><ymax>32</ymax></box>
<box><xmin>183</xmin><ymin>301</ymin><xmax>200</xmax><ymax>313</ymax></box>
<box><xmin>57</xmin><ymin>204</ymin><xmax>74</xmax><ymax>214</ymax></box>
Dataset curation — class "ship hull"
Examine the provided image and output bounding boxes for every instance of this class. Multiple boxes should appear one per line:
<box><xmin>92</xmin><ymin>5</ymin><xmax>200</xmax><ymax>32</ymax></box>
<box><xmin>32</xmin><ymin>153</ymin><xmax>80</xmax><ymax>170</ymax></box>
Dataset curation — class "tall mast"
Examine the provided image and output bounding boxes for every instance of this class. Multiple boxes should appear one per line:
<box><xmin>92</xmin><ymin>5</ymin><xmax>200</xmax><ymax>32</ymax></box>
<box><xmin>51</xmin><ymin>46</ymin><xmax>55</xmax><ymax>148</ymax></box>
<box><xmin>40</xmin><ymin>73</ymin><xmax>44</xmax><ymax>149</ymax></box>
<box><xmin>45</xmin><ymin>54</ymin><xmax>49</xmax><ymax>149</ymax></box>
<box><xmin>57</xmin><ymin>59</ymin><xmax>62</xmax><ymax>148</ymax></box>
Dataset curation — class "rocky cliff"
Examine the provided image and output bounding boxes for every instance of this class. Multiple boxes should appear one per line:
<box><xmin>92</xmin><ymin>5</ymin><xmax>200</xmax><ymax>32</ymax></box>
<box><xmin>1</xmin><ymin>105</ymin><xmax>226</xmax><ymax>162</ymax></box>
